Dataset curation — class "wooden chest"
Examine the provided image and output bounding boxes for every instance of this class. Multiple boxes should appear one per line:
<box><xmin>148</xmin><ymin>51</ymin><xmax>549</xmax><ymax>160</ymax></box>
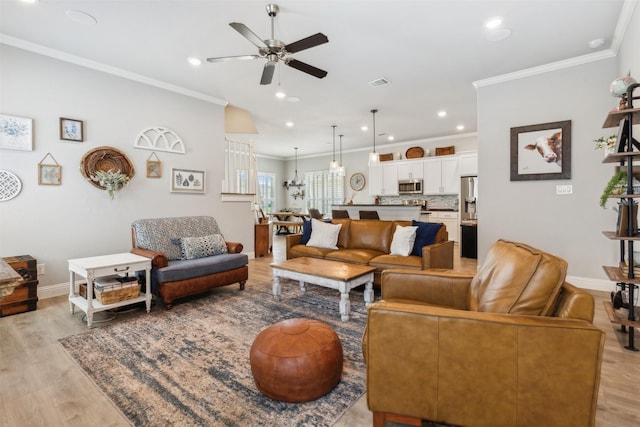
<box><xmin>1</xmin><ymin>255</ymin><xmax>38</xmax><ymax>317</ymax></box>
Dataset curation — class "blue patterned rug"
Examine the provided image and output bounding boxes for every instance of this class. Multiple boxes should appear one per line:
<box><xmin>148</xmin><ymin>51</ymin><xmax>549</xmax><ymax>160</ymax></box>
<box><xmin>59</xmin><ymin>281</ymin><xmax>368</xmax><ymax>426</ymax></box>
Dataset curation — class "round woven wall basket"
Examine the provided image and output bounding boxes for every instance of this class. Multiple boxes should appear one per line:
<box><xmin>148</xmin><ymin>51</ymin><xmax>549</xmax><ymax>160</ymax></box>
<box><xmin>80</xmin><ymin>146</ymin><xmax>135</xmax><ymax>190</ymax></box>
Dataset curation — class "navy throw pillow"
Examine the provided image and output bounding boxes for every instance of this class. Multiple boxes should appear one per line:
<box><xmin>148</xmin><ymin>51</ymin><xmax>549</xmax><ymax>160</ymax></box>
<box><xmin>300</xmin><ymin>217</ymin><xmax>312</xmax><ymax>244</ymax></box>
<box><xmin>411</xmin><ymin>220</ymin><xmax>443</xmax><ymax>257</ymax></box>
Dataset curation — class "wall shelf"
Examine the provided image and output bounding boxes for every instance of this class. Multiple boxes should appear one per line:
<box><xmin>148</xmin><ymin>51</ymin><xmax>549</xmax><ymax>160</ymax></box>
<box><xmin>601</xmin><ymin>82</ymin><xmax>640</xmax><ymax>351</ymax></box>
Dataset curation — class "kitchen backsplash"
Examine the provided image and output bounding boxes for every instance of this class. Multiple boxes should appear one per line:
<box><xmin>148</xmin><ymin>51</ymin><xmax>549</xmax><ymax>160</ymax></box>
<box><xmin>379</xmin><ymin>194</ymin><xmax>459</xmax><ymax>211</ymax></box>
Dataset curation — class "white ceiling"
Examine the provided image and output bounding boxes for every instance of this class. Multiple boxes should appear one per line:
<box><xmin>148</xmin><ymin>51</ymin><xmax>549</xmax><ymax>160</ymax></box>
<box><xmin>0</xmin><ymin>0</ymin><xmax>632</xmax><ymax>158</ymax></box>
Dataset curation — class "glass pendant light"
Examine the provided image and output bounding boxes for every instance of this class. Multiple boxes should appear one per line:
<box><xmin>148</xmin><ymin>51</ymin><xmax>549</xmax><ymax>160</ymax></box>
<box><xmin>329</xmin><ymin>125</ymin><xmax>340</xmax><ymax>173</ymax></box>
<box><xmin>368</xmin><ymin>109</ymin><xmax>380</xmax><ymax>166</ymax></box>
<box><xmin>337</xmin><ymin>134</ymin><xmax>346</xmax><ymax>176</ymax></box>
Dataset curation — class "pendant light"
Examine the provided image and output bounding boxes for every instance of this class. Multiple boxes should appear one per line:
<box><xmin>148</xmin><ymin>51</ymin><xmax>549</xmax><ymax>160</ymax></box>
<box><xmin>329</xmin><ymin>125</ymin><xmax>340</xmax><ymax>173</ymax></box>
<box><xmin>337</xmin><ymin>134</ymin><xmax>346</xmax><ymax>176</ymax></box>
<box><xmin>368</xmin><ymin>109</ymin><xmax>380</xmax><ymax>166</ymax></box>
<box><xmin>292</xmin><ymin>147</ymin><xmax>303</xmax><ymax>186</ymax></box>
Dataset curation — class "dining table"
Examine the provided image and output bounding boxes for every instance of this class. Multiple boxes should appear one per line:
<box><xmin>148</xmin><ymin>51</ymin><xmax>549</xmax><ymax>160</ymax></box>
<box><xmin>271</xmin><ymin>212</ymin><xmax>309</xmax><ymax>235</ymax></box>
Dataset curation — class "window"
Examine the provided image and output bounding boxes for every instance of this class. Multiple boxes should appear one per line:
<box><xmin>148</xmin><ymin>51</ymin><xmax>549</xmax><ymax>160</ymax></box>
<box><xmin>257</xmin><ymin>172</ymin><xmax>276</xmax><ymax>213</ymax></box>
<box><xmin>223</xmin><ymin>139</ymin><xmax>256</xmax><ymax>194</ymax></box>
<box><xmin>305</xmin><ymin>171</ymin><xmax>344</xmax><ymax>215</ymax></box>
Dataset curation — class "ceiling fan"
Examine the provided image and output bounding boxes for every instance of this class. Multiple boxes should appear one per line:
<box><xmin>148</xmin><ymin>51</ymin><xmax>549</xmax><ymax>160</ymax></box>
<box><xmin>206</xmin><ymin>4</ymin><xmax>329</xmax><ymax>85</ymax></box>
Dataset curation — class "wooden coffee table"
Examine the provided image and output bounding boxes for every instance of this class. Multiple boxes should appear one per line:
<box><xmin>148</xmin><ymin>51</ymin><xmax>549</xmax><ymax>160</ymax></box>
<box><xmin>270</xmin><ymin>257</ymin><xmax>376</xmax><ymax>321</ymax></box>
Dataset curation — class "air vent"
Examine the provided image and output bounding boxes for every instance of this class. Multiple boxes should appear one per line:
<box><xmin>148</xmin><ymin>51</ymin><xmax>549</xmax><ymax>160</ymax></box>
<box><xmin>368</xmin><ymin>77</ymin><xmax>391</xmax><ymax>87</ymax></box>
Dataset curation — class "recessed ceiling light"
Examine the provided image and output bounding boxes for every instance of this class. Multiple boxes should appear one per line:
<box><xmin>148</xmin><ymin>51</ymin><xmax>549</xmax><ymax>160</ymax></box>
<box><xmin>457</xmin><ymin>124</ymin><xmax>465</xmax><ymax>131</ymax></box>
<box><xmin>286</xmin><ymin>96</ymin><xmax>300</xmax><ymax>103</ymax></box>
<box><xmin>484</xmin><ymin>17</ymin><xmax>502</xmax><ymax>30</ymax></box>
<box><xmin>275</xmin><ymin>90</ymin><xmax>286</xmax><ymax>99</ymax></box>
<box><xmin>65</xmin><ymin>10</ymin><xmax>97</xmax><ymax>25</ymax></box>
<box><xmin>20</xmin><ymin>0</ymin><xmax>38</xmax><ymax>4</ymax></box>
<box><xmin>486</xmin><ymin>28</ymin><xmax>512</xmax><ymax>42</ymax></box>
<box><xmin>437</xmin><ymin>110</ymin><xmax>447</xmax><ymax>118</ymax></box>
<box><xmin>361</xmin><ymin>126</ymin><xmax>368</xmax><ymax>132</ymax></box>
<box><xmin>589</xmin><ymin>38</ymin><xmax>605</xmax><ymax>49</ymax></box>
<box><xmin>285</xmin><ymin>121</ymin><xmax>294</xmax><ymax>127</ymax></box>
<box><xmin>187</xmin><ymin>57</ymin><xmax>202</xmax><ymax>66</ymax></box>
<box><xmin>387</xmin><ymin>135</ymin><xmax>395</xmax><ymax>141</ymax></box>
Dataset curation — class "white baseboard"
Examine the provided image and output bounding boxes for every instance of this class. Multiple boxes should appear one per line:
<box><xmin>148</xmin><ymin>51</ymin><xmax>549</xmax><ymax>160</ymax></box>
<box><xmin>38</xmin><ymin>282</ymin><xmax>70</xmax><ymax>299</ymax></box>
<box><xmin>566</xmin><ymin>275</ymin><xmax>611</xmax><ymax>293</ymax></box>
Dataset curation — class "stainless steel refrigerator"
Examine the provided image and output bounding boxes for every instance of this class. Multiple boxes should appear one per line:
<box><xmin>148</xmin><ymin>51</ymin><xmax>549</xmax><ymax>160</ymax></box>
<box><xmin>460</xmin><ymin>176</ymin><xmax>477</xmax><ymax>220</ymax></box>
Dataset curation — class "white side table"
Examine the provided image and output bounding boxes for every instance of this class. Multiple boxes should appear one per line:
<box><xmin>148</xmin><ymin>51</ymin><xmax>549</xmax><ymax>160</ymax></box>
<box><xmin>68</xmin><ymin>253</ymin><xmax>152</xmax><ymax>327</ymax></box>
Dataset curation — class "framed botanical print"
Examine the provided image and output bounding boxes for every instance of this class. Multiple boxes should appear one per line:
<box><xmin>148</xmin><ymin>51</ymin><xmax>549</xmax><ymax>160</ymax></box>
<box><xmin>60</xmin><ymin>117</ymin><xmax>84</xmax><ymax>142</ymax></box>
<box><xmin>0</xmin><ymin>114</ymin><xmax>33</xmax><ymax>151</ymax></box>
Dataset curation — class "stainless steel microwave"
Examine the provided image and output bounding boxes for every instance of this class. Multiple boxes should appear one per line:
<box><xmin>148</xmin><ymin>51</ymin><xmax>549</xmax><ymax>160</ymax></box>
<box><xmin>398</xmin><ymin>179</ymin><xmax>423</xmax><ymax>194</ymax></box>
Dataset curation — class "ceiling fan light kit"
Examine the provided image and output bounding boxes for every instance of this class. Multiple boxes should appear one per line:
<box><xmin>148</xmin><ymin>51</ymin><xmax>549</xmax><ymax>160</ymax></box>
<box><xmin>207</xmin><ymin>4</ymin><xmax>329</xmax><ymax>85</ymax></box>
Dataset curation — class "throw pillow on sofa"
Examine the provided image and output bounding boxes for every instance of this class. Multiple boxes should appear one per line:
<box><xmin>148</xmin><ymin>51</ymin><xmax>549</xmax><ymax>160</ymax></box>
<box><xmin>390</xmin><ymin>225</ymin><xmax>418</xmax><ymax>256</ymax></box>
<box><xmin>411</xmin><ymin>220</ymin><xmax>443</xmax><ymax>257</ymax></box>
<box><xmin>300</xmin><ymin>217</ymin><xmax>313</xmax><ymax>244</ymax></box>
<box><xmin>174</xmin><ymin>234</ymin><xmax>228</xmax><ymax>260</ymax></box>
<box><xmin>306</xmin><ymin>218</ymin><xmax>342</xmax><ymax>249</ymax></box>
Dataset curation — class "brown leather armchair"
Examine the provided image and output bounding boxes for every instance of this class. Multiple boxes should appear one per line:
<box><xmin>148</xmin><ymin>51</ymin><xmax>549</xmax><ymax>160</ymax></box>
<box><xmin>363</xmin><ymin>239</ymin><xmax>605</xmax><ymax>427</ymax></box>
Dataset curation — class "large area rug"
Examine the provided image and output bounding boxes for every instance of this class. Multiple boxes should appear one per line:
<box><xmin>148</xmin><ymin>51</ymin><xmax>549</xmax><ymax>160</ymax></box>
<box><xmin>59</xmin><ymin>281</ymin><xmax>369</xmax><ymax>426</ymax></box>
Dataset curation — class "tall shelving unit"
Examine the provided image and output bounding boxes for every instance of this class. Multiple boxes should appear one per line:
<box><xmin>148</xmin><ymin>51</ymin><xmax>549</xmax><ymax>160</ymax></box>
<box><xmin>602</xmin><ymin>82</ymin><xmax>640</xmax><ymax>351</ymax></box>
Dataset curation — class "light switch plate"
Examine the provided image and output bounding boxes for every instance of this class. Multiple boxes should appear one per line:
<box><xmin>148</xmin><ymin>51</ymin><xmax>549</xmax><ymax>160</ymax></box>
<box><xmin>556</xmin><ymin>184</ymin><xmax>573</xmax><ymax>195</ymax></box>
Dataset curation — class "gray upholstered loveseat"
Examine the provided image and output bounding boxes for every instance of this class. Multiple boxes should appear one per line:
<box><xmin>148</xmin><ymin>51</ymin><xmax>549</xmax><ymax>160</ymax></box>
<box><xmin>131</xmin><ymin>216</ymin><xmax>248</xmax><ymax>309</ymax></box>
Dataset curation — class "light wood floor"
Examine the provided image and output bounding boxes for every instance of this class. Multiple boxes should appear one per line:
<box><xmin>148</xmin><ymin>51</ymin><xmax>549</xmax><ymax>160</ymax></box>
<box><xmin>1</xmin><ymin>236</ymin><xmax>639</xmax><ymax>426</ymax></box>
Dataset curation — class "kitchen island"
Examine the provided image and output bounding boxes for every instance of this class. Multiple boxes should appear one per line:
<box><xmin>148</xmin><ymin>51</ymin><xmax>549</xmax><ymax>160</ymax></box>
<box><xmin>332</xmin><ymin>204</ymin><xmax>421</xmax><ymax>221</ymax></box>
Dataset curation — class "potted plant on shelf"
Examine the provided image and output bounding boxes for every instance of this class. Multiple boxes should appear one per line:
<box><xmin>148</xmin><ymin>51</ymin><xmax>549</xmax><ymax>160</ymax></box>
<box><xmin>90</xmin><ymin>169</ymin><xmax>130</xmax><ymax>199</ymax></box>
<box><xmin>600</xmin><ymin>171</ymin><xmax>627</xmax><ymax>208</ymax></box>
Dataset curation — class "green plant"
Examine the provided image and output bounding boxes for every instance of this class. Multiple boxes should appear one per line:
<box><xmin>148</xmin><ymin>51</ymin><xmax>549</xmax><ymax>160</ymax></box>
<box><xmin>90</xmin><ymin>169</ymin><xmax>130</xmax><ymax>199</ymax></box>
<box><xmin>600</xmin><ymin>171</ymin><xmax>627</xmax><ymax>208</ymax></box>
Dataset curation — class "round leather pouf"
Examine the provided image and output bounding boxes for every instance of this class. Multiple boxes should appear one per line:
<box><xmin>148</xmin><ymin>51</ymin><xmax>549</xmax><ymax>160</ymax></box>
<box><xmin>249</xmin><ymin>318</ymin><xmax>343</xmax><ymax>402</ymax></box>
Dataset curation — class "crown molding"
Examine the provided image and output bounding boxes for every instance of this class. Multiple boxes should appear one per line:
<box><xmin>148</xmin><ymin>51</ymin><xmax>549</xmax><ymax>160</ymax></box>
<box><xmin>472</xmin><ymin>50</ymin><xmax>616</xmax><ymax>89</ymax></box>
<box><xmin>0</xmin><ymin>34</ymin><xmax>228</xmax><ymax>107</ymax></box>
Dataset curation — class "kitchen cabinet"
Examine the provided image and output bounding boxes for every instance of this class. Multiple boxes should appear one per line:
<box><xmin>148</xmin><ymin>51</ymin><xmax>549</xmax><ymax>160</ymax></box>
<box><xmin>397</xmin><ymin>159</ymin><xmax>424</xmax><ymax>180</ymax></box>
<box><xmin>369</xmin><ymin>163</ymin><xmax>398</xmax><ymax>196</ymax></box>
<box><xmin>423</xmin><ymin>157</ymin><xmax>459</xmax><ymax>194</ymax></box>
<box><xmin>430</xmin><ymin>211</ymin><xmax>459</xmax><ymax>243</ymax></box>
<box><xmin>458</xmin><ymin>153</ymin><xmax>478</xmax><ymax>176</ymax></box>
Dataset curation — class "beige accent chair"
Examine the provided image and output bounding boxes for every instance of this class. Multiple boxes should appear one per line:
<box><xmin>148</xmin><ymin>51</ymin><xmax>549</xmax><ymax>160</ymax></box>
<box><xmin>363</xmin><ymin>239</ymin><xmax>605</xmax><ymax>427</ymax></box>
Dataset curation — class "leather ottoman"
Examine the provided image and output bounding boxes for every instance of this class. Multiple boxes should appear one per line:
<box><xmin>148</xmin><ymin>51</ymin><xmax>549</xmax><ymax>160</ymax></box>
<box><xmin>249</xmin><ymin>318</ymin><xmax>343</xmax><ymax>402</ymax></box>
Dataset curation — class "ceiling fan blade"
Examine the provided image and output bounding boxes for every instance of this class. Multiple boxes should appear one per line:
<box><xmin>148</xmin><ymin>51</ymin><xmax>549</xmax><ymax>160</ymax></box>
<box><xmin>260</xmin><ymin>62</ymin><xmax>276</xmax><ymax>85</ymax></box>
<box><xmin>285</xmin><ymin>33</ymin><xmax>329</xmax><ymax>53</ymax></box>
<box><xmin>285</xmin><ymin>59</ymin><xmax>328</xmax><ymax>79</ymax></box>
<box><xmin>229</xmin><ymin>22</ymin><xmax>267</xmax><ymax>49</ymax></box>
<box><xmin>206</xmin><ymin>55</ymin><xmax>259</xmax><ymax>63</ymax></box>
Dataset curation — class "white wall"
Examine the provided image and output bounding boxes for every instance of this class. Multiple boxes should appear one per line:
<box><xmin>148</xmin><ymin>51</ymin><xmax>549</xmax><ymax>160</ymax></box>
<box><xmin>477</xmin><ymin>57</ymin><xmax>624</xmax><ymax>283</ymax></box>
<box><xmin>477</xmin><ymin>3</ymin><xmax>639</xmax><ymax>287</ymax></box>
<box><xmin>0</xmin><ymin>45</ymin><xmax>254</xmax><ymax>289</ymax></box>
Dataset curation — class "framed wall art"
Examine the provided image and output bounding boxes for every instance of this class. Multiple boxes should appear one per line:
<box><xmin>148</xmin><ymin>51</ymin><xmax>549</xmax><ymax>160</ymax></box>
<box><xmin>60</xmin><ymin>117</ymin><xmax>84</xmax><ymax>142</ymax></box>
<box><xmin>171</xmin><ymin>168</ymin><xmax>205</xmax><ymax>193</ymax></box>
<box><xmin>0</xmin><ymin>114</ymin><xmax>33</xmax><ymax>151</ymax></box>
<box><xmin>146</xmin><ymin>152</ymin><xmax>162</xmax><ymax>178</ymax></box>
<box><xmin>38</xmin><ymin>153</ymin><xmax>62</xmax><ymax>185</ymax></box>
<box><xmin>510</xmin><ymin>120</ymin><xmax>571</xmax><ymax>181</ymax></box>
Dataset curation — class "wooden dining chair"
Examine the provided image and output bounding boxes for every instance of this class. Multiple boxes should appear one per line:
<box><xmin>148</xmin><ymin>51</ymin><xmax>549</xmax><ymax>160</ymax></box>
<box><xmin>308</xmin><ymin>208</ymin><xmax>324</xmax><ymax>220</ymax></box>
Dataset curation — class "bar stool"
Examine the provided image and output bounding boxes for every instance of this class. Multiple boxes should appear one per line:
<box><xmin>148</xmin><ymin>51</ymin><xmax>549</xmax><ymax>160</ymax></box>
<box><xmin>359</xmin><ymin>210</ymin><xmax>380</xmax><ymax>220</ymax></box>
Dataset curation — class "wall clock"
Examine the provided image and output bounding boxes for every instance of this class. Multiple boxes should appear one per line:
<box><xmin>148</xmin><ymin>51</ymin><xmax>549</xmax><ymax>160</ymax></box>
<box><xmin>350</xmin><ymin>172</ymin><xmax>366</xmax><ymax>191</ymax></box>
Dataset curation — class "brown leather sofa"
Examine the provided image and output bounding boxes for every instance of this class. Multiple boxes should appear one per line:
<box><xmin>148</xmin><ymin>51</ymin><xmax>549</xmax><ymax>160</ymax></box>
<box><xmin>285</xmin><ymin>219</ymin><xmax>454</xmax><ymax>286</ymax></box>
<box><xmin>363</xmin><ymin>239</ymin><xmax>605</xmax><ymax>427</ymax></box>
